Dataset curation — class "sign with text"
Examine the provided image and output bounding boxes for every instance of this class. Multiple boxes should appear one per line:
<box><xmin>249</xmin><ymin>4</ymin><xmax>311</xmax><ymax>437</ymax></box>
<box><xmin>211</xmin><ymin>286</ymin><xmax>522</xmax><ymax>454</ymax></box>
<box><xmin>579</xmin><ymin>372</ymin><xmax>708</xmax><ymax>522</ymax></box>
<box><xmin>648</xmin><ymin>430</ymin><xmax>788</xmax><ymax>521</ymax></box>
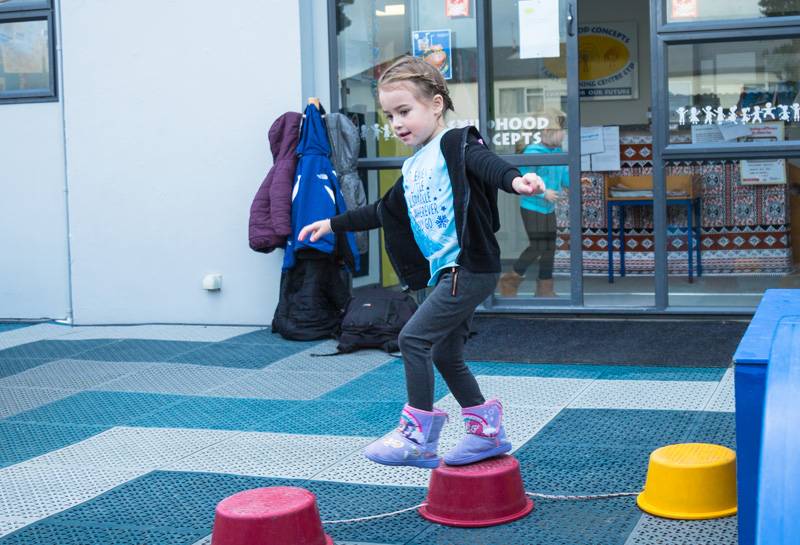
<box><xmin>578</xmin><ymin>22</ymin><xmax>638</xmax><ymax>100</ymax></box>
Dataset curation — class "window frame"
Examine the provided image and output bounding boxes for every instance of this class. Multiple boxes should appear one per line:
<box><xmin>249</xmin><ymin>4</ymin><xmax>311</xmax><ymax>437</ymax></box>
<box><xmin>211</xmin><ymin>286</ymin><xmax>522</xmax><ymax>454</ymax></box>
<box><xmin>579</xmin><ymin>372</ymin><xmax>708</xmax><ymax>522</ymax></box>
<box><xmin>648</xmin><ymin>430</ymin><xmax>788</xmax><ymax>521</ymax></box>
<box><xmin>658</xmin><ymin>0</ymin><xmax>800</xmax><ymax>31</ymax></box>
<box><xmin>0</xmin><ymin>2</ymin><xmax>58</xmax><ymax>105</ymax></box>
<box><xmin>655</xmin><ymin>21</ymin><xmax>800</xmax><ymax>160</ymax></box>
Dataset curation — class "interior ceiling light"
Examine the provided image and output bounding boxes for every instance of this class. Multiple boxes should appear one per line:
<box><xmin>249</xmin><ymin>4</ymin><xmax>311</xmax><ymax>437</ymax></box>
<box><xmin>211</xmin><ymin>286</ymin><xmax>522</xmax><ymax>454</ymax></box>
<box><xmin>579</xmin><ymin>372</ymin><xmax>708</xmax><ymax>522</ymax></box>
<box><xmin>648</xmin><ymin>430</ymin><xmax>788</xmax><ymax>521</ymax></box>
<box><xmin>376</xmin><ymin>4</ymin><xmax>406</xmax><ymax>16</ymax></box>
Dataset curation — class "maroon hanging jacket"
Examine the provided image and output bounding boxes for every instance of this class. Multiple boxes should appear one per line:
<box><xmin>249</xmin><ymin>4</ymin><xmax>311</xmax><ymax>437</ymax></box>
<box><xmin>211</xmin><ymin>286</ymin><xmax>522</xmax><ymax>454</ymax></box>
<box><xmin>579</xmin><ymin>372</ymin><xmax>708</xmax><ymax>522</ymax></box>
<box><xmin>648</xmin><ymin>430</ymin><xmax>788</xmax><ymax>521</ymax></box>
<box><xmin>248</xmin><ymin>111</ymin><xmax>302</xmax><ymax>253</ymax></box>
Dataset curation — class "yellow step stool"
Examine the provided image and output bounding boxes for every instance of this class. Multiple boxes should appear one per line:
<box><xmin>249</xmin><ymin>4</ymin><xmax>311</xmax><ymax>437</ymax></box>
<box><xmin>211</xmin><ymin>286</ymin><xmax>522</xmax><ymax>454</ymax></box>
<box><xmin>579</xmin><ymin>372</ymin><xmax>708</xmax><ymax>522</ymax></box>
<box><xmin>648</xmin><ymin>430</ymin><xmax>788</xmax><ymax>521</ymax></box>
<box><xmin>637</xmin><ymin>443</ymin><xmax>737</xmax><ymax>520</ymax></box>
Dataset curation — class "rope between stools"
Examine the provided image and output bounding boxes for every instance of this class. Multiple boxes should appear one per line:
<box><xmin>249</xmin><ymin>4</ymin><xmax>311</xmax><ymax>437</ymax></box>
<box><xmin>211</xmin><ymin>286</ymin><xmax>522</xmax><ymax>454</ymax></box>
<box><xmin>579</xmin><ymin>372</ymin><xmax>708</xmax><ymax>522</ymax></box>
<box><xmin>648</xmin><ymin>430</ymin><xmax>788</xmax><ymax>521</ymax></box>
<box><xmin>320</xmin><ymin>491</ymin><xmax>642</xmax><ymax>524</ymax></box>
<box><xmin>321</xmin><ymin>503</ymin><xmax>428</xmax><ymax>524</ymax></box>
<box><xmin>526</xmin><ymin>491</ymin><xmax>641</xmax><ymax>501</ymax></box>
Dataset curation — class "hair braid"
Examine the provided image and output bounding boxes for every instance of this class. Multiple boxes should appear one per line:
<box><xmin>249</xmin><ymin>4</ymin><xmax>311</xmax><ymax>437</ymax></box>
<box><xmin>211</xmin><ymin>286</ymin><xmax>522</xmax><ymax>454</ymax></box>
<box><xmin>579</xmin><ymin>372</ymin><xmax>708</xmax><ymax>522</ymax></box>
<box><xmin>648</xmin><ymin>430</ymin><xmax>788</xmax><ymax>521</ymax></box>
<box><xmin>378</xmin><ymin>56</ymin><xmax>455</xmax><ymax>113</ymax></box>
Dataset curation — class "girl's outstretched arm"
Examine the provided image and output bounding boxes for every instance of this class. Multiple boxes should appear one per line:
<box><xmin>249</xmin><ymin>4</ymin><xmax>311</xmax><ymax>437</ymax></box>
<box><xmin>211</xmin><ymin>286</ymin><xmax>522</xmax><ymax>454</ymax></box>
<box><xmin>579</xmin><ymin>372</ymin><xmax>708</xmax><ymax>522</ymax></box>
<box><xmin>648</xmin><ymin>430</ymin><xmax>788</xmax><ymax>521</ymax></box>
<box><xmin>465</xmin><ymin>140</ymin><xmax>545</xmax><ymax>196</ymax></box>
<box><xmin>298</xmin><ymin>200</ymin><xmax>382</xmax><ymax>242</ymax></box>
<box><xmin>298</xmin><ymin>219</ymin><xmax>332</xmax><ymax>242</ymax></box>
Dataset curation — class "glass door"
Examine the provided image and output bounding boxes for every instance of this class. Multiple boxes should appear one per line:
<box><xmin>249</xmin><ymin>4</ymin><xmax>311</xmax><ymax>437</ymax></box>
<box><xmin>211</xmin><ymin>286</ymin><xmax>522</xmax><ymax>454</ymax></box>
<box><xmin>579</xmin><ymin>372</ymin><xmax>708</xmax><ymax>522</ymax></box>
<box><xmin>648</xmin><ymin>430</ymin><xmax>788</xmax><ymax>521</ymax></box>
<box><xmin>485</xmin><ymin>0</ymin><xmax>583</xmax><ymax>308</ymax></box>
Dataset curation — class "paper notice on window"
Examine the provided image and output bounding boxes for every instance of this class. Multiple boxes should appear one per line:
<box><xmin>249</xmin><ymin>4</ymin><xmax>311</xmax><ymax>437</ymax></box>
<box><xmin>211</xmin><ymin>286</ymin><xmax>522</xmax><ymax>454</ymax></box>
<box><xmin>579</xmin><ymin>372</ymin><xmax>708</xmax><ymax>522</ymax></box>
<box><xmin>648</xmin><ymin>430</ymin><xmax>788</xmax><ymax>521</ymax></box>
<box><xmin>691</xmin><ymin>124</ymin><xmax>724</xmax><ymax>144</ymax></box>
<box><xmin>588</xmin><ymin>126</ymin><xmax>621</xmax><ymax>172</ymax></box>
<box><xmin>518</xmin><ymin>0</ymin><xmax>560</xmax><ymax>59</ymax></box>
<box><xmin>740</xmin><ymin>159</ymin><xmax>786</xmax><ymax>185</ymax></box>
<box><xmin>718</xmin><ymin>123</ymin><xmax>751</xmax><ymax>141</ymax></box>
<box><xmin>580</xmin><ymin>126</ymin><xmax>605</xmax><ymax>155</ymax></box>
<box><xmin>581</xmin><ymin>154</ymin><xmax>592</xmax><ymax>172</ymax></box>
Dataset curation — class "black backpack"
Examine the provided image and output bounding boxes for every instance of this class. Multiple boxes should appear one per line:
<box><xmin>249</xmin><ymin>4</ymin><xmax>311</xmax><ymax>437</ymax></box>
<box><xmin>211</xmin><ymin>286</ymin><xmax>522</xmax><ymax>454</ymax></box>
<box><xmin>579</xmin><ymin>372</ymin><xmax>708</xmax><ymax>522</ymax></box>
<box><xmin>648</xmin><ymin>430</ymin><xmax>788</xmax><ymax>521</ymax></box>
<box><xmin>335</xmin><ymin>287</ymin><xmax>418</xmax><ymax>354</ymax></box>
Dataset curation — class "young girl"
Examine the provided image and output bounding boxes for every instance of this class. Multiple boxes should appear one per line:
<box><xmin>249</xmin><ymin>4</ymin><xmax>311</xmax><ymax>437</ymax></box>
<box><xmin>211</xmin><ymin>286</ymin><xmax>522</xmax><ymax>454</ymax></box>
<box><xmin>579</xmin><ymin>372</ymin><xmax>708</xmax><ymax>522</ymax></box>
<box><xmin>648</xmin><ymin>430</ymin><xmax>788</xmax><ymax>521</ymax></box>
<box><xmin>498</xmin><ymin>109</ymin><xmax>568</xmax><ymax>298</ymax></box>
<box><xmin>299</xmin><ymin>56</ymin><xmax>544</xmax><ymax>468</ymax></box>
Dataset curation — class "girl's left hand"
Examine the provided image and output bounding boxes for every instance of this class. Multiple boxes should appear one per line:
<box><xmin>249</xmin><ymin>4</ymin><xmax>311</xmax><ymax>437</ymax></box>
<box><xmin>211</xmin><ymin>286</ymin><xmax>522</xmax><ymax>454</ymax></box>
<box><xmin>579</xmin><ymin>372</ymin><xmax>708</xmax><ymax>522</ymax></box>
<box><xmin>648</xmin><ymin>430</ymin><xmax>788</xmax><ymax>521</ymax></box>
<box><xmin>513</xmin><ymin>173</ymin><xmax>546</xmax><ymax>196</ymax></box>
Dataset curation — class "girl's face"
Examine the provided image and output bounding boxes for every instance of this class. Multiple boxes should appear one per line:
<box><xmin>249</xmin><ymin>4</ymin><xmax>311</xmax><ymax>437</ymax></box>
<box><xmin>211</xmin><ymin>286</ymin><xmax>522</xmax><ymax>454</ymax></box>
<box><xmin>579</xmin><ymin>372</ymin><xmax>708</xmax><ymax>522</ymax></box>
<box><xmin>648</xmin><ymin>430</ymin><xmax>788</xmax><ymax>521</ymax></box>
<box><xmin>379</xmin><ymin>82</ymin><xmax>444</xmax><ymax>147</ymax></box>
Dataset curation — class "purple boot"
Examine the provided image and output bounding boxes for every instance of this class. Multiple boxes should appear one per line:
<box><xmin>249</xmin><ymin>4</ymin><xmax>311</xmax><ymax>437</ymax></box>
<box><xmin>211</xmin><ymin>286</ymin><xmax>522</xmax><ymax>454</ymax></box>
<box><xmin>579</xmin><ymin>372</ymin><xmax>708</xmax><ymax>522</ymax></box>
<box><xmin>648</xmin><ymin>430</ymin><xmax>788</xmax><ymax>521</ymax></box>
<box><xmin>364</xmin><ymin>405</ymin><xmax>449</xmax><ymax>468</ymax></box>
<box><xmin>443</xmin><ymin>399</ymin><xmax>512</xmax><ymax>466</ymax></box>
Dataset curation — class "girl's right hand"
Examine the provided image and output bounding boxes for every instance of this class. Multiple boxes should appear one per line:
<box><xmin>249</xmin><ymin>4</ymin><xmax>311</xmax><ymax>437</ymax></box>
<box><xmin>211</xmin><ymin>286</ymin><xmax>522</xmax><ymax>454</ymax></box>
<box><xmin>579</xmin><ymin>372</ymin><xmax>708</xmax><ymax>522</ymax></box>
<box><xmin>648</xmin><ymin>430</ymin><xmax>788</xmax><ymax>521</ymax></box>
<box><xmin>298</xmin><ymin>219</ymin><xmax>332</xmax><ymax>242</ymax></box>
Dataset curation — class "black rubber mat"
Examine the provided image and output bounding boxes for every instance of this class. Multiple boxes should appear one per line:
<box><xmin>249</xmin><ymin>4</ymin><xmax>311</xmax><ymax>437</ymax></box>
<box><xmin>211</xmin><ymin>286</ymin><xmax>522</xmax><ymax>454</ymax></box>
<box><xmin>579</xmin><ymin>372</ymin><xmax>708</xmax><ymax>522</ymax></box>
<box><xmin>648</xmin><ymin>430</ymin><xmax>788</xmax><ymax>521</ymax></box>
<box><xmin>465</xmin><ymin>316</ymin><xmax>748</xmax><ymax>367</ymax></box>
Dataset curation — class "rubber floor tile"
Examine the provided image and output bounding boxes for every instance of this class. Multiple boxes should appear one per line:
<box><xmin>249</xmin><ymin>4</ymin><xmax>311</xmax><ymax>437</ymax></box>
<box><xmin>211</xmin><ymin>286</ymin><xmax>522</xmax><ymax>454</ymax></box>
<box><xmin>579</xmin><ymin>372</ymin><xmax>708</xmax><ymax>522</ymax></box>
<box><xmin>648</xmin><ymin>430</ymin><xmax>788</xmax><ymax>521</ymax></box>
<box><xmin>131</xmin><ymin>396</ymin><xmax>301</xmax><ymax>431</ymax></box>
<box><xmin>8</xmin><ymin>391</ymin><xmax>185</xmax><ymax>426</ymax></box>
<box><xmin>306</xmin><ymin>480</ymin><xmax>429</xmax><ymax>544</ymax></box>
<box><xmin>0</xmin><ymin>519</ymin><xmax>28</xmax><ymax>539</ymax></box>
<box><xmin>0</xmin><ymin>387</ymin><xmax>75</xmax><ymax>419</ymax></box>
<box><xmin>28</xmin><ymin>427</ymin><xmax>239</xmax><ymax>470</ymax></box>
<box><xmin>164</xmin><ymin>432</ymin><xmax>369</xmax><ymax>479</ymax></box>
<box><xmin>70</xmin><ymin>340</ymin><xmax>206</xmax><ymax>363</ymax></box>
<box><xmin>0</xmin><ymin>359</ymin><xmax>149</xmax><ymax>390</ymax></box>
<box><xmin>56</xmin><ymin>325</ymin><xmax>261</xmax><ymax>343</ymax></box>
<box><xmin>624</xmin><ymin>512</ymin><xmax>737</xmax><ymax>545</ymax></box>
<box><xmin>684</xmin><ymin>411</ymin><xmax>736</xmax><ymax>450</ymax></box>
<box><xmin>91</xmin><ymin>364</ymin><xmax>253</xmax><ymax>396</ymax></box>
<box><xmin>468</xmin><ymin>361</ymin><xmax>606</xmax><ymax>379</ymax></box>
<box><xmin>206</xmin><ymin>368</ymin><xmax>361</xmax><ymax>400</ymax></box>
<box><xmin>0</xmin><ymin>359</ymin><xmax>51</xmax><ymax>379</ymax></box>
<box><xmin>322</xmin><ymin>365</ymin><xmax>450</xmax><ymax>402</ymax></box>
<box><xmin>0</xmin><ymin>464</ymin><xmax>143</xmax><ymax>521</ymax></box>
<box><xmin>44</xmin><ymin>471</ymin><xmax>296</xmax><ymax>532</ymax></box>
<box><xmin>0</xmin><ymin>340</ymin><xmax>118</xmax><ymax>360</ymax></box>
<box><xmin>597</xmin><ymin>366</ymin><xmax>726</xmax><ymax>382</ymax></box>
<box><xmin>528</xmin><ymin>409</ymin><xmax>702</xmax><ymax>450</ymax></box>
<box><xmin>0</xmin><ymin>523</ymin><xmax>207</xmax><ymax>545</ymax></box>
<box><xmin>0</xmin><ymin>422</ymin><xmax>108</xmax><ymax>468</ymax></box>
<box><xmin>567</xmin><ymin>379</ymin><xmax>717</xmax><ymax>410</ymax></box>
<box><xmin>516</xmin><ymin>443</ymin><xmax>651</xmax><ymax>496</ymax></box>
<box><xmin>705</xmin><ymin>368</ymin><xmax>735</xmax><ymax>413</ymax></box>
<box><xmin>0</xmin><ymin>324</ymin><xmax>74</xmax><ymax>351</ymax></box>
<box><xmin>223</xmin><ymin>329</ymin><xmax>321</xmax><ymax>346</ymax></box>
<box><xmin>410</xmin><ymin>496</ymin><xmax>641</xmax><ymax>545</ymax></box>
<box><xmin>168</xmin><ymin>342</ymin><xmax>304</xmax><ymax>369</ymax></box>
<box><xmin>272</xmin><ymin>401</ymin><xmax>403</xmax><ymax>436</ymax></box>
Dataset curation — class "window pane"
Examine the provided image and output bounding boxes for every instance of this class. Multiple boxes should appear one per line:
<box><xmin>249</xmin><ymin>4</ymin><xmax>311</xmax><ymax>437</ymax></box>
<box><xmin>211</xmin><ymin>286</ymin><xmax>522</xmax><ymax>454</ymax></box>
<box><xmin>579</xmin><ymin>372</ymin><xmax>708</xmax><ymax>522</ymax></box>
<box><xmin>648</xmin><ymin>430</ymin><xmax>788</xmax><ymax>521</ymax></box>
<box><xmin>496</xmin><ymin>162</ymin><xmax>572</xmax><ymax>301</ymax></box>
<box><xmin>664</xmin><ymin>159</ymin><xmax>799</xmax><ymax>307</ymax></box>
<box><xmin>336</xmin><ymin>1</ymin><xmax>478</xmax><ymax>159</ymax></box>
<box><xmin>0</xmin><ymin>19</ymin><xmax>50</xmax><ymax>97</ymax></box>
<box><xmin>667</xmin><ymin>0</ymin><xmax>800</xmax><ymax>23</ymax></box>
<box><xmin>668</xmin><ymin>39</ymin><xmax>800</xmax><ymax>144</ymax></box>
<box><xmin>490</xmin><ymin>0</ymin><xmax>568</xmax><ymax>154</ymax></box>
<box><xmin>0</xmin><ymin>1</ymin><xmax>50</xmax><ymax>13</ymax></box>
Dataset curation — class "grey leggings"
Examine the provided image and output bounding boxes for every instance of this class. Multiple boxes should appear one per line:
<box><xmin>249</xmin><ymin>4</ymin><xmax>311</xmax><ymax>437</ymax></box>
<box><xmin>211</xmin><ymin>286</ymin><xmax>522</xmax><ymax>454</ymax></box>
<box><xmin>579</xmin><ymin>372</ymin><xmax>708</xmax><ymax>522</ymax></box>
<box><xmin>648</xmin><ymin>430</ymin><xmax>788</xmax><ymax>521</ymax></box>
<box><xmin>397</xmin><ymin>267</ymin><xmax>498</xmax><ymax>411</ymax></box>
<box><xmin>513</xmin><ymin>208</ymin><xmax>556</xmax><ymax>280</ymax></box>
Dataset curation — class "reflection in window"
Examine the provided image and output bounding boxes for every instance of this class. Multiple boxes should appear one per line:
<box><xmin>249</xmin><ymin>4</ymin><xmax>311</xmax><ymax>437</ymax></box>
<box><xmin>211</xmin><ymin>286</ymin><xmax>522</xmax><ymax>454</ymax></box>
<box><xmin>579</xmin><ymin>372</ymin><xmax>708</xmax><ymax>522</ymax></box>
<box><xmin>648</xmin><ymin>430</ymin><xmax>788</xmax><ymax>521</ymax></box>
<box><xmin>668</xmin><ymin>0</ymin><xmax>800</xmax><ymax>23</ymax></box>
<box><xmin>668</xmin><ymin>39</ymin><xmax>800</xmax><ymax>143</ymax></box>
<box><xmin>335</xmin><ymin>0</ymin><xmax>478</xmax><ymax>159</ymax></box>
<box><xmin>664</xmin><ymin>158</ymin><xmax>800</xmax><ymax>307</ymax></box>
<box><xmin>0</xmin><ymin>19</ymin><xmax>50</xmax><ymax>97</ymax></box>
<box><xmin>490</xmin><ymin>0</ymin><xmax>567</xmax><ymax>154</ymax></box>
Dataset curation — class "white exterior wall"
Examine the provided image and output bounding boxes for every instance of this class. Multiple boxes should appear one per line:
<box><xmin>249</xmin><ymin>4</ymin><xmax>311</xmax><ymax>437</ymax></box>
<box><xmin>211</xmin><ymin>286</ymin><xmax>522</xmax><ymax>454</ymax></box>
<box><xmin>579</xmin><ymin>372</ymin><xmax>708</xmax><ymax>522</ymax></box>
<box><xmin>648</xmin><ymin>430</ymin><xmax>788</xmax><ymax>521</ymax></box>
<box><xmin>0</xmin><ymin>102</ymin><xmax>70</xmax><ymax>320</ymax></box>
<box><xmin>0</xmin><ymin>1</ymin><xmax>305</xmax><ymax>324</ymax></box>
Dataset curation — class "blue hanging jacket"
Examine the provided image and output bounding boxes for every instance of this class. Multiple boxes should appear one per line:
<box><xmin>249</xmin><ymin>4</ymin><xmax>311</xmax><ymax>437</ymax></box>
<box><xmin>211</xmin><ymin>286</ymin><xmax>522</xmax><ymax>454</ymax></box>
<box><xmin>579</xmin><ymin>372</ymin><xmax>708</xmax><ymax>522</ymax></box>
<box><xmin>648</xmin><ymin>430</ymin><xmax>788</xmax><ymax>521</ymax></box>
<box><xmin>283</xmin><ymin>104</ymin><xmax>360</xmax><ymax>271</ymax></box>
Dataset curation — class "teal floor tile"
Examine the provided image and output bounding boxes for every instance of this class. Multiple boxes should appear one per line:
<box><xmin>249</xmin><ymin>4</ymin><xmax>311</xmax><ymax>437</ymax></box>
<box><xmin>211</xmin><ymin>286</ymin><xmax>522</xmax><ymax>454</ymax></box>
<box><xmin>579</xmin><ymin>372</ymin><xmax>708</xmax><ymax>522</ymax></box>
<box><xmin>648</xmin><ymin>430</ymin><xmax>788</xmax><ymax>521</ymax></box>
<box><xmin>0</xmin><ymin>422</ymin><xmax>108</xmax><ymax>468</ymax></box>
<box><xmin>8</xmin><ymin>391</ymin><xmax>184</xmax><ymax>426</ymax></box>
<box><xmin>169</xmin><ymin>342</ymin><xmax>306</xmax><ymax>369</ymax></box>
<box><xmin>131</xmin><ymin>396</ymin><xmax>302</xmax><ymax>431</ymax></box>
<box><xmin>70</xmin><ymin>340</ymin><xmax>205</xmax><ymax>363</ymax></box>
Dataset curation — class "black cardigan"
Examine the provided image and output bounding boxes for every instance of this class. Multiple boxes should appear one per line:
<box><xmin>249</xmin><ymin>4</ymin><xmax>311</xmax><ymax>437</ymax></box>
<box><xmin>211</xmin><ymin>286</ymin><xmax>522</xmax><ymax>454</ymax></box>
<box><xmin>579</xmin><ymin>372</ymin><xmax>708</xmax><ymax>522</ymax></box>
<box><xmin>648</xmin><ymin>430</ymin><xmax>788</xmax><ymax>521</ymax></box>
<box><xmin>330</xmin><ymin>126</ymin><xmax>521</xmax><ymax>290</ymax></box>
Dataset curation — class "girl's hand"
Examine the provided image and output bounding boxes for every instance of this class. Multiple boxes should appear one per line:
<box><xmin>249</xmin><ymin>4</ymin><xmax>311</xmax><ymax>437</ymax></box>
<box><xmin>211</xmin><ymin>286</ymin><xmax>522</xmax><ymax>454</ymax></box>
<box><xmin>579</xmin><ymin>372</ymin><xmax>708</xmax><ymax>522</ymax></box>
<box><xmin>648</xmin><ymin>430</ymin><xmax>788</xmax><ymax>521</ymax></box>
<box><xmin>543</xmin><ymin>189</ymin><xmax>559</xmax><ymax>203</ymax></box>
<box><xmin>298</xmin><ymin>219</ymin><xmax>332</xmax><ymax>242</ymax></box>
<box><xmin>512</xmin><ymin>173</ymin><xmax>546</xmax><ymax>196</ymax></box>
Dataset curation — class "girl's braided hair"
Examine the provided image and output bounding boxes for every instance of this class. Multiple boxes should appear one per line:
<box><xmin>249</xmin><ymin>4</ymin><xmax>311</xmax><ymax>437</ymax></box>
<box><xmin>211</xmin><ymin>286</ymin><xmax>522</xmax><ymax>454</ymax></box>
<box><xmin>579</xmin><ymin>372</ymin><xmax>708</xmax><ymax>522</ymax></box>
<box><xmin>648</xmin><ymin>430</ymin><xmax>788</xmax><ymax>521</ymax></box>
<box><xmin>377</xmin><ymin>55</ymin><xmax>455</xmax><ymax>113</ymax></box>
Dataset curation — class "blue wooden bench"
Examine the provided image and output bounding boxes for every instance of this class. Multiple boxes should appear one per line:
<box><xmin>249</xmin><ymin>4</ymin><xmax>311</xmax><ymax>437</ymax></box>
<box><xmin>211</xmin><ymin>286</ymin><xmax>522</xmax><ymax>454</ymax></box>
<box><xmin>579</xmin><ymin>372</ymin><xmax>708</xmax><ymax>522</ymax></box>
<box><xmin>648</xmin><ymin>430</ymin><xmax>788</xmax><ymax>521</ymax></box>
<box><xmin>733</xmin><ymin>289</ymin><xmax>800</xmax><ymax>545</ymax></box>
<box><xmin>755</xmin><ymin>317</ymin><xmax>800</xmax><ymax>544</ymax></box>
